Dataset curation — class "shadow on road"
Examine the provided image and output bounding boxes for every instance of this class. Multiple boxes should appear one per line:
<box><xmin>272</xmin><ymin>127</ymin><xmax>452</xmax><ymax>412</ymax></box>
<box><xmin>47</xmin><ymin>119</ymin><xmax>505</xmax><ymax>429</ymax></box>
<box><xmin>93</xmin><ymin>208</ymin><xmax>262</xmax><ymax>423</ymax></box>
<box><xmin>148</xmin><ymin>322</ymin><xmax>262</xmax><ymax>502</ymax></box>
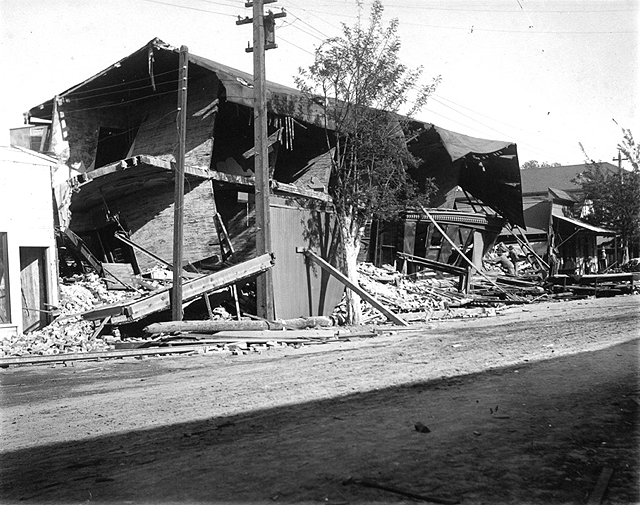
<box><xmin>1</xmin><ymin>339</ymin><xmax>638</xmax><ymax>504</ymax></box>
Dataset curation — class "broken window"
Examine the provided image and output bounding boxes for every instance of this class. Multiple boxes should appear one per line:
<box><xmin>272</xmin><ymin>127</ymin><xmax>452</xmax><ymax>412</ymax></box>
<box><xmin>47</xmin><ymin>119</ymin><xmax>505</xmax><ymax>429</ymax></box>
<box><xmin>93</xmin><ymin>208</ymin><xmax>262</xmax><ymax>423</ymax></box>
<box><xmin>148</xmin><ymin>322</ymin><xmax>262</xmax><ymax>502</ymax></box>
<box><xmin>430</xmin><ymin>228</ymin><xmax>444</xmax><ymax>248</ymax></box>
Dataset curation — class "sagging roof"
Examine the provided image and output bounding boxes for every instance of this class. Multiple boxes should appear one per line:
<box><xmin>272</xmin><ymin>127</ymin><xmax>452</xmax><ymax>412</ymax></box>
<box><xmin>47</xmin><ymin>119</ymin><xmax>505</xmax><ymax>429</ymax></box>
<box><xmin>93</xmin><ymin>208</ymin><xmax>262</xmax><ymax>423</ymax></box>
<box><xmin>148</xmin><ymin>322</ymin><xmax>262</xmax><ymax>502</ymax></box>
<box><xmin>27</xmin><ymin>37</ymin><xmax>524</xmax><ymax>226</ymax></box>
<box><xmin>27</xmin><ymin>38</ymin><xmax>324</xmax><ymax>125</ymax></box>
<box><xmin>552</xmin><ymin>211</ymin><xmax>616</xmax><ymax>236</ymax></box>
<box><xmin>409</xmin><ymin>125</ymin><xmax>524</xmax><ymax>227</ymax></box>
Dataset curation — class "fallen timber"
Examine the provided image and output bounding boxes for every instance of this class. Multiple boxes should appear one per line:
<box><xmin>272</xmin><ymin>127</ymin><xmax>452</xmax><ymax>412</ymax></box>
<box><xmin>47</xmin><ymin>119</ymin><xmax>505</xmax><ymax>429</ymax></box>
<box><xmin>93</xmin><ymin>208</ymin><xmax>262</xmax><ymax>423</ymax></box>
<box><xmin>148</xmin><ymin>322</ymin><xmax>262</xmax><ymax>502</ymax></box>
<box><xmin>80</xmin><ymin>254</ymin><xmax>275</xmax><ymax>324</ymax></box>
<box><xmin>117</xmin><ymin>328</ymin><xmax>380</xmax><ymax>349</ymax></box>
<box><xmin>0</xmin><ymin>345</ymin><xmax>214</xmax><ymax>367</ymax></box>
<box><xmin>0</xmin><ymin>329</ymin><xmax>383</xmax><ymax>366</ymax></box>
<box><xmin>420</xmin><ymin>206</ymin><xmax>526</xmax><ymax>303</ymax></box>
<box><xmin>398</xmin><ymin>252</ymin><xmax>470</xmax><ymax>293</ymax></box>
<box><xmin>144</xmin><ymin>316</ymin><xmax>333</xmax><ymax>335</ymax></box>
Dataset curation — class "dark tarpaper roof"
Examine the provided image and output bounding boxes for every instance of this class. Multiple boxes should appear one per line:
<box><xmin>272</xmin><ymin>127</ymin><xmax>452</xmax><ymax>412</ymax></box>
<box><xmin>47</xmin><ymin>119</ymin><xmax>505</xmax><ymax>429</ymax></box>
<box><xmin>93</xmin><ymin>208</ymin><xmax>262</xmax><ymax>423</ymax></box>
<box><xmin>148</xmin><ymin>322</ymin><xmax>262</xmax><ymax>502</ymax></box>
<box><xmin>27</xmin><ymin>38</ymin><xmax>324</xmax><ymax>125</ymax></box>
<box><xmin>408</xmin><ymin>125</ymin><xmax>524</xmax><ymax>227</ymax></box>
<box><xmin>27</xmin><ymin>38</ymin><xmax>525</xmax><ymax>226</ymax></box>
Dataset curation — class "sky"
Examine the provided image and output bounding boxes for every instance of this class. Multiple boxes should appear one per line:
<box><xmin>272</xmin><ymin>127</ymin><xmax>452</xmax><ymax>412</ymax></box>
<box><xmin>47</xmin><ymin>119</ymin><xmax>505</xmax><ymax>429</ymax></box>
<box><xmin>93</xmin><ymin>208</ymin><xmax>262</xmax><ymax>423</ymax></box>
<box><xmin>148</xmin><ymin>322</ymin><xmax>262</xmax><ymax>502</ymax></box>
<box><xmin>0</xmin><ymin>0</ymin><xmax>637</xmax><ymax>167</ymax></box>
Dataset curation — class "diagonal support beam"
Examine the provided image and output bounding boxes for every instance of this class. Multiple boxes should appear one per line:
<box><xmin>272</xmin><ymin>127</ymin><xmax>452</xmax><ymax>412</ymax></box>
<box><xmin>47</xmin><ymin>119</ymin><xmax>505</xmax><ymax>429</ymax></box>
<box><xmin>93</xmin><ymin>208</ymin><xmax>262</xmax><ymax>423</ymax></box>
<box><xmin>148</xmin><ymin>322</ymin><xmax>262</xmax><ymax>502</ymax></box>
<box><xmin>420</xmin><ymin>206</ymin><xmax>525</xmax><ymax>303</ymax></box>
<box><xmin>299</xmin><ymin>248</ymin><xmax>408</xmax><ymax>326</ymax></box>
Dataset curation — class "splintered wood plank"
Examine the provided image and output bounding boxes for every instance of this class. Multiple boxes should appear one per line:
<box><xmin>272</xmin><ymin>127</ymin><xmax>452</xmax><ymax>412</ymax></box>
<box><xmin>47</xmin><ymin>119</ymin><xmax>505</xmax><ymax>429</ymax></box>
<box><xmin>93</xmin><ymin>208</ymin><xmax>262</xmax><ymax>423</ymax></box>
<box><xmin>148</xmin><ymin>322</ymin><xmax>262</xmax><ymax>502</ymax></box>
<box><xmin>82</xmin><ymin>253</ymin><xmax>275</xmax><ymax>324</ymax></box>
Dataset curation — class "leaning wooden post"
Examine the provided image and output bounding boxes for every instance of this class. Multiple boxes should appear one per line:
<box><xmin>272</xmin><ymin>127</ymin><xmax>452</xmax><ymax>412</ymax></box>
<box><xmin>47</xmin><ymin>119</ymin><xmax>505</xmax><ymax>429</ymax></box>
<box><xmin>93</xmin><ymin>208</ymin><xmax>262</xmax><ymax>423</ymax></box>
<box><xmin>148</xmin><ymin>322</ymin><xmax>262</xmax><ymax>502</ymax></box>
<box><xmin>299</xmin><ymin>248</ymin><xmax>408</xmax><ymax>326</ymax></box>
<box><xmin>171</xmin><ymin>45</ymin><xmax>189</xmax><ymax>321</ymax></box>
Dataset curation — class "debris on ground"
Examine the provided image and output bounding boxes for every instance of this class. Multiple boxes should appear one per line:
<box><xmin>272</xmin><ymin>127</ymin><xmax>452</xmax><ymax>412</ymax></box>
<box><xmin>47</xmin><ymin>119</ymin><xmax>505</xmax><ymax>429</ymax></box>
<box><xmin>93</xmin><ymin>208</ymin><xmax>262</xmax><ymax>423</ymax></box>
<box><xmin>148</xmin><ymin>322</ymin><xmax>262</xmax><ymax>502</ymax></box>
<box><xmin>0</xmin><ymin>274</ymin><xmax>136</xmax><ymax>358</ymax></box>
<box><xmin>340</xmin><ymin>263</ymin><xmax>510</xmax><ymax>325</ymax></box>
<box><xmin>3</xmin><ymin>255</ymin><xmax>637</xmax><ymax>359</ymax></box>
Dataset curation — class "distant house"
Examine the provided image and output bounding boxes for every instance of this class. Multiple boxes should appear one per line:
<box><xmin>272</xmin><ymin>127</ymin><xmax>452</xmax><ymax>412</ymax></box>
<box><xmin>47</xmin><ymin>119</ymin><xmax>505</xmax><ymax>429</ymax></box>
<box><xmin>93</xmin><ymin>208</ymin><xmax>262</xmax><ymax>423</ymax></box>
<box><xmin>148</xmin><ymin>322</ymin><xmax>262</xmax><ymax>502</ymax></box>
<box><xmin>16</xmin><ymin>38</ymin><xmax>525</xmax><ymax>320</ymax></box>
<box><xmin>0</xmin><ymin>147</ymin><xmax>59</xmax><ymax>336</ymax></box>
<box><xmin>512</xmin><ymin>163</ymin><xmax>618</xmax><ymax>274</ymax></box>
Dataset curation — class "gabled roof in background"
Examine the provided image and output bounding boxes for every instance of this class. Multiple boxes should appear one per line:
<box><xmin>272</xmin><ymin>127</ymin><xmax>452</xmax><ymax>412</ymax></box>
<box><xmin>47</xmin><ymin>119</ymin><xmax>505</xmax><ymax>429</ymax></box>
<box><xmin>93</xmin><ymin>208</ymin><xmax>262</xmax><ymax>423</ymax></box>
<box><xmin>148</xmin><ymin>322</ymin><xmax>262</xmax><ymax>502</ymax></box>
<box><xmin>519</xmin><ymin>163</ymin><xmax>618</xmax><ymax>195</ymax></box>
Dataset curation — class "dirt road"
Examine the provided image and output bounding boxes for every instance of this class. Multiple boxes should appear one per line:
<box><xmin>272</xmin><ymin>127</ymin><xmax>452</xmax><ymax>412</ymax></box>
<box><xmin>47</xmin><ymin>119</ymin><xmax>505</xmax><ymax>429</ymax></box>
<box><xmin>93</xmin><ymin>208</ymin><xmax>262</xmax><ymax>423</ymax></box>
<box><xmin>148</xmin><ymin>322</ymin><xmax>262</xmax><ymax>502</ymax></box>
<box><xmin>1</xmin><ymin>295</ymin><xmax>639</xmax><ymax>504</ymax></box>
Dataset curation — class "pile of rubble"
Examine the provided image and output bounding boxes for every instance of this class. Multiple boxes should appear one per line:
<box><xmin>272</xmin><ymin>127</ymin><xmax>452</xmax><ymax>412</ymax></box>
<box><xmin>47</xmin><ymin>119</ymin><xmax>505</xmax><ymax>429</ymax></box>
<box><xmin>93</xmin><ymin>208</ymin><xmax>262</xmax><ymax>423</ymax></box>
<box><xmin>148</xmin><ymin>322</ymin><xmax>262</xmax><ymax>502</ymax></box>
<box><xmin>7</xmin><ymin>257</ymin><xmax>632</xmax><ymax>359</ymax></box>
<box><xmin>0</xmin><ymin>274</ymin><xmax>136</xmax><ymax>358</ymax></box>
<box><xmin>331</xmin><ymin>262</ymin><xmax>486</xmax><ymax>324</ymax></box>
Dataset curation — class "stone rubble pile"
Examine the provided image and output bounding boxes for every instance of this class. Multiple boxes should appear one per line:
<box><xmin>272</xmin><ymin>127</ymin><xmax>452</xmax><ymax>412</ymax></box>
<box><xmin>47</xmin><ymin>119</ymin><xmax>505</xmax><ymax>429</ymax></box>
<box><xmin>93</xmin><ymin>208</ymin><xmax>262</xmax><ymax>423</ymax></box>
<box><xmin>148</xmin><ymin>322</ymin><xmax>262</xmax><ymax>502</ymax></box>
<box><xmin>0</xmin><ymin>274</ymin><xmax>136</xmax><ymax>358</ymax></box>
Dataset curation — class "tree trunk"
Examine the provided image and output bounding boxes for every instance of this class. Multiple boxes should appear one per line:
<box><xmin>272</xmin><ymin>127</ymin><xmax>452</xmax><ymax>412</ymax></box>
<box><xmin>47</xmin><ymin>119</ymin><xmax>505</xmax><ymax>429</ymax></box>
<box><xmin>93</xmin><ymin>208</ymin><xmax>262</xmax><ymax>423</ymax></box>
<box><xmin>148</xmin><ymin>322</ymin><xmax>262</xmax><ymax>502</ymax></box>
<box><xmin>338</xmin><ymin>213</ymin><xmax>363</xmax><ymax>325</ymax></box>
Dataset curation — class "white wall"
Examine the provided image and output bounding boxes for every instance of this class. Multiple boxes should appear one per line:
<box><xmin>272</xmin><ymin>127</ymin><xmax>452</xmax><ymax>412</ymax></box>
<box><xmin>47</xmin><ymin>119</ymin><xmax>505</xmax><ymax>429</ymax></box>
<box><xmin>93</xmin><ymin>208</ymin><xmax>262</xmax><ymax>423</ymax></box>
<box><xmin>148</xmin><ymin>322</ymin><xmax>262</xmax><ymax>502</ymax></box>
<box><xmin>0</xmin><ymin>147</ymin><xmax>59</xmax><ymax>334</ymax></box>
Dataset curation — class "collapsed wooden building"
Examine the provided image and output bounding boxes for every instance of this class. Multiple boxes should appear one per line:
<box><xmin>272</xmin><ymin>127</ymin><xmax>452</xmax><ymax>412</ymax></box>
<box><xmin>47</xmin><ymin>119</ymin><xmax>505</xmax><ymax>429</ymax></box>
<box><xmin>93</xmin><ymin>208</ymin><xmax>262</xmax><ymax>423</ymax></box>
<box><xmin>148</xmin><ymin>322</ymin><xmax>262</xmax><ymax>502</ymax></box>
<box><xmin>506</xmin><ymin>163</ymin><xmax>618</xmax><ymax>275</ymax></box>
<box><xmin>18</xmin><ymin>38</ymin><xmax>526</xmax><ymax>323</ymax></box>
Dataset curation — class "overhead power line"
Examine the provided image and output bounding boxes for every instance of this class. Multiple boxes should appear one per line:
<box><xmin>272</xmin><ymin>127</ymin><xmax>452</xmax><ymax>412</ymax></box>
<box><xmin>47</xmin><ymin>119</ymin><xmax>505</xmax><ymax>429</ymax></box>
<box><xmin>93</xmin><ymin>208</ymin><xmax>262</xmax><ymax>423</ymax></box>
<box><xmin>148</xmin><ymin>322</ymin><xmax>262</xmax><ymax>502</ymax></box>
<box><xmin>315</xmin><ymin>0</ymin><xmax>638</xmax><ymax>14</ymax></box>
<box><xmin>140</xmin><ymin>0</ymin><xmax>237</xmax><ymax>16</ymax></box>
<box><xmin>280</xmin><ymin>19</ymin><xmax>326</xmax><ymax>42</ymax></box>
<box><xmin>278</xmin><ymin>34</ymin><xmax>316</xmax><ymax>56</ymax></box>
<box><xmin>286</xmin><ymin>5</ymin><xmax>636</xmax><ymax>34</ymax></box>
<box><xmin>431</xmin><ymin>94</ymin><xmax>568</xmax><ymax>148</ymax></box>
<box><xmin>283</xmin><ymin>10</ymin><xmax>333</xmax><ymax>39</ymax></box>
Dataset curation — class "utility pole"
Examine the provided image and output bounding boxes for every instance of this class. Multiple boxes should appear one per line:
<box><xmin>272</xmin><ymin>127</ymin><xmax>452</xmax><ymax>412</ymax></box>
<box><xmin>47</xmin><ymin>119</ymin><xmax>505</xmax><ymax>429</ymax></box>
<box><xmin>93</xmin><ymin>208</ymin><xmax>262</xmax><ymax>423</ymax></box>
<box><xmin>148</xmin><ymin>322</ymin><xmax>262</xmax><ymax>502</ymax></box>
<box><xmin>171</xmin><ymin>45</ymin><xmax>189</xmax><ymax>321</ymax></box>
<box><xmin>612</xmin><ymin>149</ymin><xmax>629</xmax><ymax>174</ymax></box>
<box><xmin>237</xmin><ymin>1</ymin><xmax>285</xmax><ymax>320</ymax></box>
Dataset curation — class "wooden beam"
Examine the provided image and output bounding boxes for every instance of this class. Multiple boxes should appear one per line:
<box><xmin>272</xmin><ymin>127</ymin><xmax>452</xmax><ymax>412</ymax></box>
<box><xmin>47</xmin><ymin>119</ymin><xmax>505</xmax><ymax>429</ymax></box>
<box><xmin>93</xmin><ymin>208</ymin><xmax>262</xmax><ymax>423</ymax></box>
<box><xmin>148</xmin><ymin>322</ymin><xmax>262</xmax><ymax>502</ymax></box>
<box><xmin>113</xmin><ymin>231</ymin><xmax>198</xmax><ymax>278</ymax></box>
<box><xmin>0</xmin><ymin>345</ymin><xmax>214</xmax><ymax>367</ymax></box>
<box><xmin>90</xmin><ymin>316</ymin><xmax>111</xmax><ymax>339</ymax></box>
<box><xmin>398</xmin><ymin>252</ymin><xmax>469</xmax><ymax>294</ymax></box>
<box><xmin>231</xmin><ymin>284</ymin><xmax>242</xmax><ymax>320</ymax></box>
<box><xmin>242</xmin><ymin>128</ymin><xmax>282</xmax><ymax>158</ymax></box>
<box><xmin>209</xmin><ymin>171</ymin><xmax>255</xmax><ymax>187</ymax></box>
<box><xmin>144</xmin><ymin>315</ymin><xmax>334</xmax><ymax>334</ymax></box>
<box><xmin>345</xmin><ymin>478</ymin><xmax>459</xmax><ymax>505</ymax></box>
<box><xmin>145</xmin><ymin>319</ymin><xmax>278</xmax><ymax>334</ymax></box>
<box><xmin>81</xmin><ymin>253</ymin><xmax>275</xmax><ymax>324</ymax></box>
<box><xmin>300</xmin><ymin>248</ymin><xmax>408</xmax><ymax>326</ymax></box>
<box><xmin>506</xmin><ymin>224</ymin><xmax>550</xmax><ymax>270</ymax></box>
<box><xmin>63</xmin><ymin>228</ymin><xmax>104</xmax><ymax>275</ymax></box>
<box><xmin>271</xmin><ymin>181</ymin><xmax>333</xmax><ymax>203</ymax></box>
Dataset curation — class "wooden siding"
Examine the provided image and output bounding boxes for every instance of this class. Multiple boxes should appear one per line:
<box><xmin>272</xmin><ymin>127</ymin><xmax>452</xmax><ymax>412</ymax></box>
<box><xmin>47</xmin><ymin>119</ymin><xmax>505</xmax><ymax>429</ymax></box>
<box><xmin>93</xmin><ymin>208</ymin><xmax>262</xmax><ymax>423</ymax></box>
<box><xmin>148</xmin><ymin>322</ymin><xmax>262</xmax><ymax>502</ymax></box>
<box><xmin>213</xmin><ymin>188</ymin><xmax>343</xmax><ymax>318</ymax></box>
<box><xmin>63</xmin><ymin>74</ymin><xmax>218</xmax><ymax>173</ymax></box>
<box><xmin>127</xmin><ymin>180</ymin><xmax>219</xmax><ymax>271</ymax></box>
<box><xmin>132</xmin><ymin>75</ymin><xmax>218</xmax><ymax>170</ymax></box>
<box><xmin>64</xmin><ymin>106</ymin><xmax>131</xmax><ymax>171</ymax></box>
<box><xmin>270</xmin><ymin>198</ymin><xmax>344</xmax><ymax>319</ymax></box>
<box><xmin>70</xmin><ymin>179</ymin><xmax>220</xmax><ymax>272</ymax></box>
